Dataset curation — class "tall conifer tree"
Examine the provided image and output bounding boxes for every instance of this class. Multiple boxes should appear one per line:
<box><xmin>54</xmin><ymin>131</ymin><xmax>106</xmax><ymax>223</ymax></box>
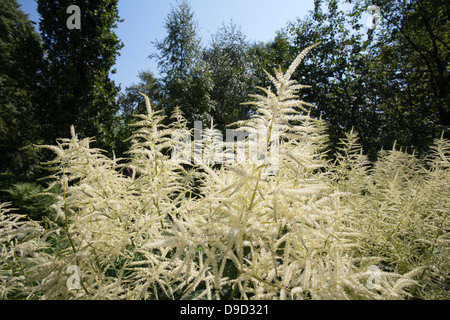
<box><xmin>36</xmin><ymin>0</ymin><xmax>123</xmax><ymax>147</ymax></box>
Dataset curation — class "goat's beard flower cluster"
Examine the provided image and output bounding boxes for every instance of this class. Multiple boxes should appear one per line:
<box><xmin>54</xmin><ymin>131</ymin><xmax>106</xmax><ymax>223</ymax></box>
<box><xmin>1</xmin><ymin>44</ymin><xmax>448</xmax><ymax>300</ymax></box>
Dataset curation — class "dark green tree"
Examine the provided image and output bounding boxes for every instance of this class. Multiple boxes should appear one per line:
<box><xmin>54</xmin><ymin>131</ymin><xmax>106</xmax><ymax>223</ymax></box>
<box><xmin>152</xmin><ymin>0</ymin><xmax>212</xmax><ymax>126</ymax></box>
<box><xmin>36</xmin><ymin>0</ymin><xmax>123</xmax><ymax>148</ymax></box>
<box><xmin>0</xmin><ymin>0</ymin><xmax>44</xmax><ymax>177</ymax></box>
<box><xmin>203</xmin><ymin>22</ymin><xmax>254</xmax><ymax>131</ymax></box>
<box><xmin>248</xmin><ymin>30</ymin><xmax>295</xmax><ymax>90</ymax></box>
<box><xmin>283</xmin><ymin>0</ymin><xmax>449</xmax><ymax>158</ymax></box>
<box><xmin>283</xmin><ymin>0</ymin><xmax>381</xmax><ymax>157</ymax></box>
<box><xmin>349</xmin><ymin>0</ymin><xmax>450</xmax><ymax>154</ymax></box>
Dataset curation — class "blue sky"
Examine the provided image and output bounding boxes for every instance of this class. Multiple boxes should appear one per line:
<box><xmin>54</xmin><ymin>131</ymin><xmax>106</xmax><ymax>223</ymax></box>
<box><xmin>17</xmin><ymin>0</ymin><xmax>316</xmax><ymax>92</ymax></box>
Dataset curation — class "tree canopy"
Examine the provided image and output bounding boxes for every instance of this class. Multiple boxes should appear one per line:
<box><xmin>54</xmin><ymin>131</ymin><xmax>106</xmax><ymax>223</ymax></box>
<box><xmin>0</xmin><ymin>0</ymin><xmax>44</xmax><ymax>176</ymax></box>
<box><xmin>1</xmin><ymin>0</ymin><xmax>449</xmax><ymax>201</ymax></box>
<box><xmin>36</xmin><ymin>0</ymin><xmax>123</xmax><ymax>149</ymax></box>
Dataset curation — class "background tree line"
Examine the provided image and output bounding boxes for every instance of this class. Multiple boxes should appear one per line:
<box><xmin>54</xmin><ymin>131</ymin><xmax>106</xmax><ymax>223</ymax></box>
<box><xmin>1</xmin><ymin>0</ymin><xmax>448</xmax><ymax>218</ymax></box>
<box><xmin>118</xmin><ymin>0</ymin><xmax>449</xmax><ymax>160</ymax></box>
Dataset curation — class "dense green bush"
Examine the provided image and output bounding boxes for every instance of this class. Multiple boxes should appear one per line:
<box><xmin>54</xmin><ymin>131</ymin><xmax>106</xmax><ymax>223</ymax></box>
<box><xmin>1</xmin><ymin>45</ymin><xmax>448</xmax><ymax>299</ymax></box>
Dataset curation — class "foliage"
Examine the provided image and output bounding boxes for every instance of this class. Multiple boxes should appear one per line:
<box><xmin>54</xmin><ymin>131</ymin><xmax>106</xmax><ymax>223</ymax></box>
<box><xmin>0</xmin><ymin>202</ymin><xmax>48</xmax><ymax>299</ymax></box>
<box><xmin>1</xmin><ymin>45</ymin><xmax>448</xmax><ymax>300</ymax></box>
<box><xmin>35</xmin><ymin>0</ymin><xmax>123</xmax><ymax>149</ymax></box>
<box><xmin>1</xmin><ymin>181</ymin><xmax>57</xmax><ymax>221</ymax></box>
<box><xmin>203</xmin><ymin>22</ymin><xmax>255</xmax><ymax>133</ymax></box>
<box><xmin>152</xmin><ymin>0</ymin><xmax>212</xmax><ymax>125</ymax></box>
<box><xmin>0</xmin><ymin>0</ymin><xmax>45</xmax><ymax>177</ymax></box>
<box><xmin>351</xmin><ymin>0</ymin><xmax>450</xmax><ymax>128</ymax></box>
<box><xmin>248</xmin><ymin>31</ymin><xmax>295</xmax><ymax>90</ymax></box>
<box><xmin>278</xmin><ymin>0</ymin><xmax>384</xmax><ymax>159</ymax></box>
<box><xmin>280</xmin><ymin>0</ymin><xmax>449</xmax><ymax>159</ymax></box>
